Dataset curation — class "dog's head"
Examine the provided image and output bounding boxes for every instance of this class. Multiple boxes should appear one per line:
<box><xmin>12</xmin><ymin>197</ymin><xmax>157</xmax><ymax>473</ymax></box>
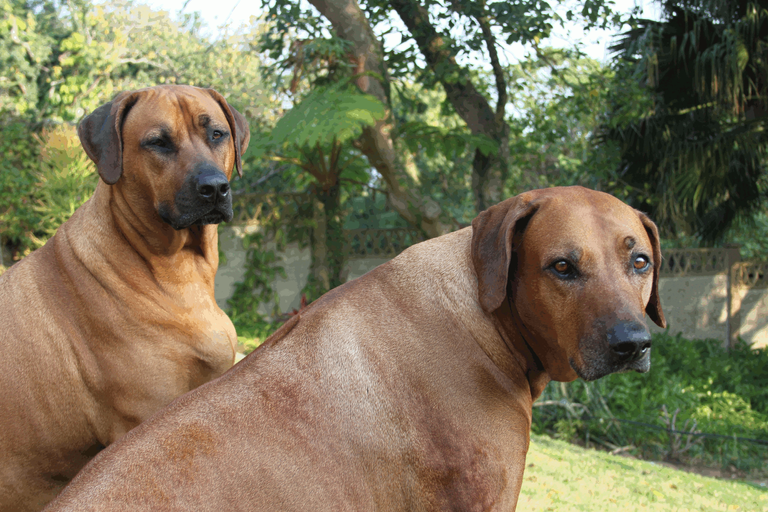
<box><xmin>471</xmin><ymin>186</ymin><xmax>666</xmax><ymax>382</ymax></box>
<box><xmin>77</xmin><ymin>85</ymin><xmax>251</xmax><ymax>230</ymax></box>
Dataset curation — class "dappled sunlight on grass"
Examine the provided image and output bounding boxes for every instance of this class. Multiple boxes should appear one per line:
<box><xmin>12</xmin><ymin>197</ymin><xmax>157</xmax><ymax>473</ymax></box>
<box><xmin>518</xmin><ymin>435</ymin><xmax>767</xmax><ymax>511</ymax></box>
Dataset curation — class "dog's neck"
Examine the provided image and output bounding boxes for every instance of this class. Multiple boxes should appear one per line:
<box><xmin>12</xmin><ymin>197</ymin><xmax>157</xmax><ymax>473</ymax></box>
<box><xmin>58</xmin><ymin>183</ymin><xmax>219</xmax><ymax>291</ymax></box>
<box><xmin>96</xmin><ymin>181</ymin><xmax>219</xmax><ymax>262</ymax></box>
<box><xmin>490</xmin><ymin>298</ymin><xmax>551</xmax><ymax>401</ymax></box>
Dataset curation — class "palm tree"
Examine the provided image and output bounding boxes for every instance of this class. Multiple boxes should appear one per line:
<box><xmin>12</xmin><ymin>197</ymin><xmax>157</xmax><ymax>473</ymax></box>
<box><xmin>605</xmin><ymin>0</ymin><xmax>768</xmax><ymax>242</ymax></box>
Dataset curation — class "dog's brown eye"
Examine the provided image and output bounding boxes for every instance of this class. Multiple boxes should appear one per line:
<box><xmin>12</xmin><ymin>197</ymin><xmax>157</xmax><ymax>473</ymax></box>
<box><xmin>554</xmin><ymin>260</ymin><xmax>571</xmax><ymax>274</ymax></box>
<box><xmin>142</xmin><ymin>137</ymin><xmax>172</xmax><ymax>152</ymax></box>
<box><xmin>633</xmin><ymin>255</ymin><xmax>650</xmax><ymax>270</ymax></box>
<box><xmin>212</xmin><ymin>130</ymin><xmax>223</xmax><ymax>140</ymax></box>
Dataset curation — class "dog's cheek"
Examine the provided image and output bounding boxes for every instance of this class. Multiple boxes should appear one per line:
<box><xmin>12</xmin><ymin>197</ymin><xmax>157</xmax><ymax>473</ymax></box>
<box><xmin>572</xmin><ymin>323</ymin><xmax>612</xmax><ymax>381</ymax></box>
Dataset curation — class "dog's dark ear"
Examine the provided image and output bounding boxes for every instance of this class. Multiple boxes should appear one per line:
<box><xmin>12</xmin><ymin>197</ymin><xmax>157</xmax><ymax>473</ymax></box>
<box><xmin>77</xmin><ymin>91</ymin><xmax>139</xmax><ymax>185</ymax></box>
<box><xmin>471</xmin><ymin>194</ymin><xmax>540</xmax><ymax>313</ymax></box>
<box><xmin>637</xmin><ymin>211</ymin><xmax>666</xmax><ymax>328</ymax></box>
<box><xmin>206</xmin><ymin>88</ymin><xmax>250</xmax><ymax>178</ymax></box>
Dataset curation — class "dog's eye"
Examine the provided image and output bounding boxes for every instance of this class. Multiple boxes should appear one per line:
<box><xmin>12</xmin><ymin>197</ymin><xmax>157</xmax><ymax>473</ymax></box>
<box><xmin>552</xmin><ymin>260</ymin><xmax>574</xmax><ymax>277</ymax></box>
<box><xmin>633</xmin><ymin>255</ymin><xmax>650</xmax><ymax>271</ymax></box>
<box><xmin>143</xmin><ymin>137</ymin><xmax>172</xmax><ymax>151</ymax></box>
<box><xmin>211</xmin><ymin>130</ymin><xmax>223</xmax><ymax>140</ymax></box>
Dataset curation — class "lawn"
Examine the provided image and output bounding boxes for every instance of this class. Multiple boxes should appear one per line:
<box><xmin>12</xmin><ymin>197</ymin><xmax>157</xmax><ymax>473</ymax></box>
<box><xmin>518</xmin><ymin>434</ymin><xmax>768</xmax><ymax>511</ymax></box>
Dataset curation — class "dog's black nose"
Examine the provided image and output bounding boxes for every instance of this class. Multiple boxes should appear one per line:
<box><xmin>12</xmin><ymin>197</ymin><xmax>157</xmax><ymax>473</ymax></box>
<box><xmin>197</xmin><ymin>172</ymin><xmax>230</xmax><ymax>202</ymax></box>
<box><xmin>607</xmin><ymin>321</ymin><xmax>652</xmax><ymax>363</ymax></box>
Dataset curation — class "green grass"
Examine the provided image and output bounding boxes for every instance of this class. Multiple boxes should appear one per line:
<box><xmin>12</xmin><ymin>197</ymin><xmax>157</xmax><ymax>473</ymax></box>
<box><xmin>519</xmin><ymin>434</ymin><xmax>768</xmax><ymax>511</ymax></box>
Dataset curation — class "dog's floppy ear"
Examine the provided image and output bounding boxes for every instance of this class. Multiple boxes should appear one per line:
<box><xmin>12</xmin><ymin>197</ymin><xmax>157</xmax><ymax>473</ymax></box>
<box><xmin>637</xmin><ymin>210</ymin><xmax>666</xmax><ymax>328</ymax></box>
<box><xmin>206</xmin><ymin>88</ymin><xmax>250</xmax><ymax>178</ymax></box>
<box><xmin>471</xmin><ymin>194</ymin><xmax>540</xmax><ymax>313</ymax></box>
<box><xmin>77</xmin><ymin>91</ymin><xmax>140</xmax><ymax>185</ymax></box>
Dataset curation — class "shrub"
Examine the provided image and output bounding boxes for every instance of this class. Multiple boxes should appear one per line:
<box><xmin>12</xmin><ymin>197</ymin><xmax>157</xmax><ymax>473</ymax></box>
<box><xmin>0</xmin><ymin>121</ymin><xmax>96</xmax><ymax>258</ymax></box>
<box><xmin>532</xmin><ymin>332</ymin><xmax>768</xmax><ymax>474</ymax></box>
<box><xmin>32</xmin><ymin>124</ymin><xmax>98</xmax><ymax>243</ymax></box>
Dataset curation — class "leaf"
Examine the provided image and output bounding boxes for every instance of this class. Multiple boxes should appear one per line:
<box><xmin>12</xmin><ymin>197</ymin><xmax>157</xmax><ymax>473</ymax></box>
<box><xmin>267</xmin><ymin>81</ymin><xmax>386</xmax><ymax>152</ymax></box>
<box><xmin>396</xmin><ymin>121</ymin><xmax>499</xmax><ymax>157</ymax></box>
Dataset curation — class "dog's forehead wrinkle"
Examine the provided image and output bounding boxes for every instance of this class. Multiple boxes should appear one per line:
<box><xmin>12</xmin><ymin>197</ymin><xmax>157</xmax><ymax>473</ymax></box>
<box><xmin>141</xmin><ymin>125</ymin><xmax>173</xmax><ymax>140</ymax></box>
<box><xmin>540</xmin><ymin>246</ymin><xmax>582</xmax><ymax>264</ymax></box>
<box><xmin>171</xmin><ymin>89</ymin><xmax>224</xmax><ymax>122</ymax></box>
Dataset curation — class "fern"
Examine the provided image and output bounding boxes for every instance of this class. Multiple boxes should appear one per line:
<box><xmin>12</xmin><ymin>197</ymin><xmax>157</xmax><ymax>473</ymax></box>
<box><xmin>252</xmin><ymin>80</ymin><xmax>386</xmax><ymax>158</ymax></box>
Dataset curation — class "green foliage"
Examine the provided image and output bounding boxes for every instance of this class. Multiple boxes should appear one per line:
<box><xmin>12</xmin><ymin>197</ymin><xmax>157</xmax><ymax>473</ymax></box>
<box><xmin>504</xmin><ymin>48</ymin><xmax>625</xmax><ymax>196</ymax></box>
<box><xmin>727</xmin><ymin>209</ymin><xmax>768</xmax><ymax>260</ymax></box>
<box><xmin>533</xmin><ymin>332</ymin><xmax>768</xmax><ymax>473</ymax></box>
<box><xmin>32</xmin><ymin>124</ymin><xmax>97</xmax><ymax>242</ymax></box>
<box><xmin>387</xmin><ymin>80</ymin><xmax>479</xmax><ymax>226</ymax></box>
<box><xmin>397</xmin><ymin>121</ymin><xmax>497</xmax><ymax>159</ymax></box>
<box><xmin>252</xmin><ymin>80</ymin><xmax>386</xmax><ymax>159</ymax></box>
<box><xmin>0</xmin><ymin>0</ymin><xmax>54</xmax><ymax>117</ymax></box>
<box><xmin>226</xmin><ymin>230</ymin><xmax>286</xmax><ymax>344</ymax></box>
<box><xmin>0</xmin><ymin>122</ymin><xmax>96</xmax><ymax>257</ymax></box>
<box><xmin>604</xmin><ymin>0</ymin><xmax>768</xmax><ymax>241</ymax></box>
<box><xmin>0</xmin><ymin>120</ymin><xmax>42</xmax><ymax>256</ymax></box>
<box><xmin>355</xmin><ymin>0</ymin><xmax>622</xmax><ymax>80</ymax></box>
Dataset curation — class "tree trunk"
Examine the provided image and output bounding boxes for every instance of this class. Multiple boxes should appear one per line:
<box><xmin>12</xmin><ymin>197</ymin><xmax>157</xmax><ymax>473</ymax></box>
<box><xmin>309</xmin><ymin>0</ymin><xmax>451</xmax><ymax>238</ymax></box>
<box><xmin>387</xmin><ymin>0</ymin><xmax>509</xmax><ymax>212</ymax></box>
<box><xmin>305</xmin><ymin>177</ymin><xmax>346</xmax><ymax>300</ymax></box>
<box><xmin>308</xmin><ymin>192</ymin><xmax>331</xmax><ymax>297</ymax></box>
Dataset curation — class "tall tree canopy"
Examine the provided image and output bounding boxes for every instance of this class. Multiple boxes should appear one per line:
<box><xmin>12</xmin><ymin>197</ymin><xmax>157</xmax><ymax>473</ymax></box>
<box><xmin>260</xmin><ymin>0</ymin><xmax>621</xmax><ymax>237</ymax></box>
<box><xmin>606</xmin><ymin>0</ymin><xmax>768</xmax><ymax>241</ymax></box>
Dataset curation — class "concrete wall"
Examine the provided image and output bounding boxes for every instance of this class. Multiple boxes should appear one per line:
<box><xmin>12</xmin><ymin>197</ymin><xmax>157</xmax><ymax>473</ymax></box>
<box><xmin>215</xmin><ymin>227</ymin><xmax>387</xmax><ymax>314</ymax></box>
<box><xmin>733</xmin><ymin>287</ymin><xmax>768</xmax><ymax>349</ymax></box>
<box><xmin>649</xmin><ymin>275</ymin><xmax>730</xmax><ymax>343</ymax></box>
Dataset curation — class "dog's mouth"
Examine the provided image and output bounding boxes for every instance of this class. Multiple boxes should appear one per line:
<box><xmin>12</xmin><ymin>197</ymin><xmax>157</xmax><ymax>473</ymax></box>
<box><xmin>625</xmin><ymin>349</ymin><xmax>651</xmax><ymax>373</ymax></box>
<box><xmin>192</xmin><ymin>210</ymin><xmax>230</xmax><ymax>226</ymax></box>
<box><xmin>159</xmin><ymin>203</ymin><xmax>234</xmax><ymax>230</ymax></box>
<box><xmin>570</xmin><ymin>349</ymin><xmax>651</xmax><ymax>382</ymax></box>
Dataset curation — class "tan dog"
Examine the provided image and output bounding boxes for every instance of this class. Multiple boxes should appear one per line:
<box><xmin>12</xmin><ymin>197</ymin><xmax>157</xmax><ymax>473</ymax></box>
<box><xmin>46</xmin><ymin>187</ymin><xmax>665</xmax><ymax>511</ymax></box>
<box><xmin>0</xmin><ymin>85</ymin><xmax>250</xmax><ymax>511</ymax></box>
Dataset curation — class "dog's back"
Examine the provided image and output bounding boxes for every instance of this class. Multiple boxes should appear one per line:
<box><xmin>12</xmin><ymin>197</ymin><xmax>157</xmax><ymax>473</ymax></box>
<box><xmin>47</xmin><ymin>228</ymin><xmax>530</xmax><ymax>511</ymax></box>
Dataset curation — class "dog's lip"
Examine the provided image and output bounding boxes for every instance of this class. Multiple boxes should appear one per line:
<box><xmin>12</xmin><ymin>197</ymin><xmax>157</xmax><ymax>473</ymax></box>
<box><xmin>193</xmin><ymin>211</ymin><xmax>228</xmax><ymax>225</ymax></box>
<box><xmin>163</xmin><ymin>206</ymin><xmax>233</xmax><ymax>230</ymax></box>
<box><xmin>626</xmin><ymin>349</ymin><xmax>652</xmax><ymax>373</ymax></box>
<box><xmin>569</xmin><ymin>345</ymin><xmax>652</xmax><ymax>381</ymax></box>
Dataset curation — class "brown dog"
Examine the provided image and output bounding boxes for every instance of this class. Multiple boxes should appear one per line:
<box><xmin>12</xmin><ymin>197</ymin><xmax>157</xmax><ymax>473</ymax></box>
<box><xmin>46</xmin><ymin>186</ymin><xmax>665</xmax><ymax>511</ymax></box>
<box><xmin>0</xmin><ymin>85</ymin><xmax>250</xmax><ymax>511</ymax></box>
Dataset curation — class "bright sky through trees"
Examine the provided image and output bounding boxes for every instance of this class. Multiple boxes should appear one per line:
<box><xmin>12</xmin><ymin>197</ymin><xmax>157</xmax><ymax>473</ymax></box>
<box><xmin>142</xmin><ymin>0</ymin><xmax>663</xmax><ymax>64</ymax></box>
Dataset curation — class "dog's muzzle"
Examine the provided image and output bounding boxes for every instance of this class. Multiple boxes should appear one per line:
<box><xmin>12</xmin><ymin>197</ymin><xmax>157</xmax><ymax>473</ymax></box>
<box><xmin>160</xmin><ymin>165</ymin><xmax>234</xmax><ymax>230</ymax></box>
<box><xmin>572</xmin><ymin>319</ymin><xmax>653</xmax><ymax>381</ymax></box>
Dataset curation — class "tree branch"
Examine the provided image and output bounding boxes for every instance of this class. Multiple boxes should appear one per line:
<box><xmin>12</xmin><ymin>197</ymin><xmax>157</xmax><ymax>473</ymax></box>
<box><xmin>339</xmin><ymin>178</ymin><xmax>388</xmax><ymax>193</ymax></box>
<box><xmin>308</xmin><ymin>0</ymin><xmax>450</xmax><ymax>238</ymax></box>
<box><xmin>298</xmin><ymin>146</ymin><xmax>326</xmax><ymax>184</ymax></box>
<box><xmin>474</xmin><ymin>1</ymin><xmax>508</xmax><ymax>123</ymax></box>
<box><xmin>388</xmin><ymin>0</ymin><xmax>509</xmax><ymax>211</ymax></box>
<box><xmin>388</xmin><ymin>0</ymin><xmax>499</xmax><ymax>137</ymax></box>
<box><xmin>9</xmin><ymin>16</ymin><xmax>37</xmax><ymax>63</ymax></box>
<box><xmin>252</xmin><ymin>164</ymin><xmax>288</xmax><ymax>186</ymax></box>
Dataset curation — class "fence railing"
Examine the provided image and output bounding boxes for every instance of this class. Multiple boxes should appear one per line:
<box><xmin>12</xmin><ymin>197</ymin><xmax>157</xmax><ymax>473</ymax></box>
<box><xmin>659</xmin><ymin>248</ymin><xmax>740</xmax><ymax>277</ymax></box>
<box><xmin>345</xmin><ymin>228</ymin><xmax>425</xmax><ymax>257</ymax></box>
<box><xmin>732</xmin><ymin>261</ymin><xmax>768</xmax><ymax>289</ymax></box>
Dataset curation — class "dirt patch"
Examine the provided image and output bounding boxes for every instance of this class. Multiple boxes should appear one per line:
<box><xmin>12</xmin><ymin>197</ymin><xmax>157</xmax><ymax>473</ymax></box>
<box><xmin>645</xmin><ymin>458</ymin><xmax>768</xmax><ymax>487</ymax></box>
<box><xmin>568</xmin><ymin>437</ymin><xmax>768</xmax><ymax>487</ymax></box>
